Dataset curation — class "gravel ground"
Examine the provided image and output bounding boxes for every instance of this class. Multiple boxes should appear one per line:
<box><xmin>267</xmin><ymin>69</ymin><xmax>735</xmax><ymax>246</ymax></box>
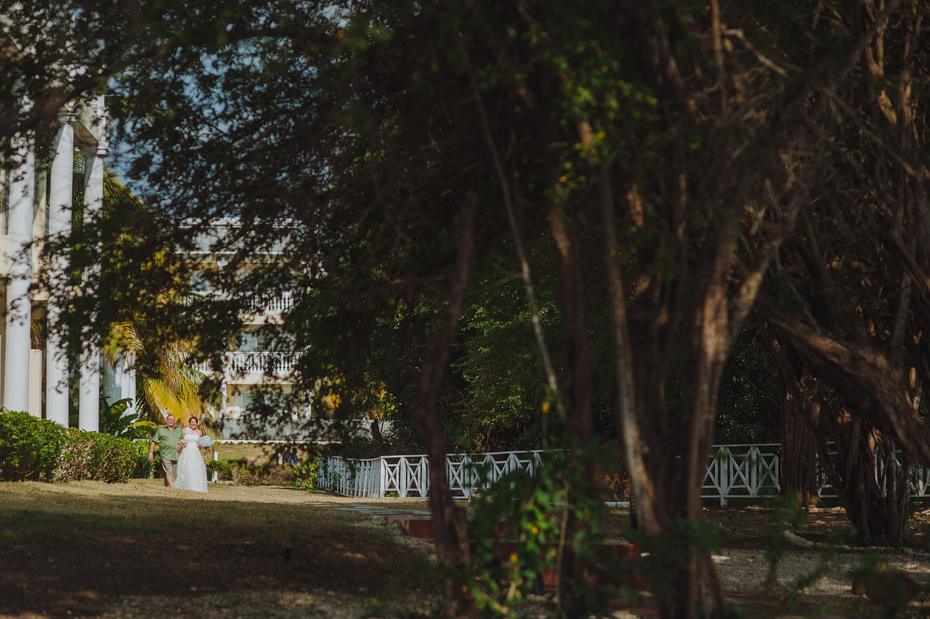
<box><xmin>714</xmin><ymin>547</ymin><xmax>930</xmax><ymax>603</ymax></box>
<box><xmin>95</xmin><ymin>543</ymin><xmax>930</xmax><ymax>619</ymax></box>
<box><xmin>93</xmin><ymin>508</ymin><xmax>930</xmax><ymax>619</ymax></box>
<box><xmin>100</xmin><ymin>589</ymin><xmax>429</xmax><ymax>619</ymax></box>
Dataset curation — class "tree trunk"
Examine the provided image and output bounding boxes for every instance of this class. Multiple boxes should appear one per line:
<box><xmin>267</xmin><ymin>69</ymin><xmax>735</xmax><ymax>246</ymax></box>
<box><xmin>651</xmin><ymin>467</ymin><xmax>727</xmax><ymax>619</ymax></box>
<box><xmin>822</xmin><ymin>411</ymin><xmax>911</xmax><ymax>545</ymax></box>
<box><xmin>780</xmin><ymin>370</ymin><xmax>822</xmax><ymax>507</ymax></box>
<box><xmin>823</xmin><ymin>371</ymin><xmax>919</xmax><ymax>545</ymax></box>
<box><xmin>760</xmin><ymin>304</ymin><xmax>924</xmax><ymax>545</ymax></box>
<box><xmin>409</xmin><ymin>195</ymin><xmax>477</xmax><ymax>619</ymax></box>
<box><xmin>548</xmin><ymin>188</ymin><xmax>596</xmax><ymax>603</ymax></box>
<box><xmin>765</xmin><ymin>329</ymin><xmax>822</xmax><ymax>507</ymax></box>
<box><xmin>759</xmin><ymin>303</ymin><xmax>930</xmax><ymax>469</ymax></box>
<box><xmin>601</xmin><ymin>171</ymin><xmax>728</xmax><ymax>618</ymax></box>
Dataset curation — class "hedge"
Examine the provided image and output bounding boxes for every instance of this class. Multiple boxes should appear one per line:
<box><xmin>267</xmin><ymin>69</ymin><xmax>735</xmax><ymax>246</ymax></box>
<box><xmin>205</xmin><ymin>457</ymin><xmax>318</xmax><ymax>488</ymax></box>
<box><xmin>0</xmin><ymin>410</ymin><xmax>149</xmax><ymax>483</ymax></box>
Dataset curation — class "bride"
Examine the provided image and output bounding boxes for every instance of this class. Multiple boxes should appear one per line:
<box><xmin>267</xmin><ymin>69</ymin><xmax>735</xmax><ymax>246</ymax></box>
<box><xmin>175</xmin><ymin>416</ymin><xmax>209</xmax><ymax>493</ymax></box>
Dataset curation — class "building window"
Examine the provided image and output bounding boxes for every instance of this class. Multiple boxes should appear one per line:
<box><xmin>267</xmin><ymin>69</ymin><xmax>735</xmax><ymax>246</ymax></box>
<box><xmin>236</xmin><ymin>328</ymin><xmax>294</xmax><ymax>353</ymax></box>
<box><xmin>237</xmin><ymin>390</ymin><xmax>257</xmax><ymax>413</ymax></box>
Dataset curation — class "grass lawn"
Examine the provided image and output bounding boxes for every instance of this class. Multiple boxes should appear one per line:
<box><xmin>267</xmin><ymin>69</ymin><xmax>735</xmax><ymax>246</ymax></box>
<box><xmin>0</xmin><ymin>480</ymin><xmax>438</xmax><ymax>618</ymax></box>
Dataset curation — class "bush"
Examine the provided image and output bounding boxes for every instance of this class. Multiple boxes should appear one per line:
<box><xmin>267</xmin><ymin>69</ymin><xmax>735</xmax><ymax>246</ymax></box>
<box><xmin>236</xmin><ymin>463</ymin><xmax>296</xmax><ymax>486</ymax></box>
<box><xmin>55</xmin><ymin>429</ymin><xmax>139</xmax><ymax>483</ymax></box>
<box><xmin>206</xmin><ymin>458</ymin><xmax>302</xmax><ymax>486</ymax></box>
<box><xmin>206</xmin><ymin>458</ymin><xmax>233</xmax><ymax>481</ymax></box>
<box><xmin>205</xmin><ymin>447</ymin><xmax>319</xmax><ymax>488</ymax></box>
<box><xmin>292</xmin><ymin>458</ymin><xmax>318</xmax><ymax>489</ymax></box>
<box><xmin>133</xmin><ymin>441</ymin><xmax>157</xmax><ymax>479</ymax></box>
<box><xmin>0</xmin><ymin>410</ymin><xmax>141</xmax><ymax>483</ymax></box>
<box><xmin>0</xmin><ymin>411</ymin><xmax>68</xmax><ymax>481</ymax></box>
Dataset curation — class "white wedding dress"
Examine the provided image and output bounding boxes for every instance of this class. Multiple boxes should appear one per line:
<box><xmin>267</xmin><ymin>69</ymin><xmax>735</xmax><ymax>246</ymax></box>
<box><xmin>175</xmin><ymin>429</ymin><xmax>209</xmax><ymax>493</ymax></box>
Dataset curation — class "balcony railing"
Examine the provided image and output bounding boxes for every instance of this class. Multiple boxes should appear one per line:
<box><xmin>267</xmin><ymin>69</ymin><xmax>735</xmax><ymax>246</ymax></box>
<box><xmin>192</xmin><ymin>291</ymin><xmax>295</xmax><ymax>314</ymax></box>
<box><xmin>189</xmin><ymin>351</ymin><xmax>297</xmax><ymax>376</ymax></box>
<box><xmin>259</xmin><ymin>292</ymin><xmax>294</xmax><ymax>313</ymax></box>
<box><xmin>228</xmin><ymin>351</ymin><xmax>296</xmax><ymax>374</ymax></box>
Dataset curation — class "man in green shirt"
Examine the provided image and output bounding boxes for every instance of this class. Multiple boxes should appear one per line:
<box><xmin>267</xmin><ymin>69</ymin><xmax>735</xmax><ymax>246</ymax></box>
<box><xmin>148</xmin><ymin>414</ymin><xmax>187</xmax><ymax>488</ymax></box>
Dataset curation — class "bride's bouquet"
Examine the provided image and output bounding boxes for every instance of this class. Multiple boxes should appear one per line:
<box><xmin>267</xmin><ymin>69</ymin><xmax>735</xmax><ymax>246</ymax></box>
<box><xmin>198</xmin><ymin>435</ymin><xmax>214</xmax><ymax>448</ymax></box>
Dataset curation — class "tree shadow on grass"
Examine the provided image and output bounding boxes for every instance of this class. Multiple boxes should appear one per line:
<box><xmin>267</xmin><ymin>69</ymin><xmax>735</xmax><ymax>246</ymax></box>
<box><xmin>0</xmin><ymin>483</ymin><xmax>436</xmax><ymax>618</ymax></box>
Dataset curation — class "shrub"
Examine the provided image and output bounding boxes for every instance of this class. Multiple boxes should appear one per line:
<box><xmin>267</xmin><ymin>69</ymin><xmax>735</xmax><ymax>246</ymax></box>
<box><xmin>206</xmin><ymin>459</ymin><xmax>298</xmax><ymax>486</ymax></box>
<box><xmin>206</xmin><ymin>458</ymin><xmax>233</xmax><ymax>481</ymax></box>
<box><xmin>132</xmin><ymin>441</ymin><xmax>157</xmax><ymax>479</ymax></box>
<box><xmin>56</xmin><ymin>429</ymin><xmax>139</xmax><ymax>483</ymax></box>
<box><xmin>465</xmin><ymin>438</ymin><xmax>619</xmax><ymax>617</ymax></box>
<box><xmin>0</xmin><ymin>411</ymin><xmax>68</xmax><ymax>481</ymax></box>
<box><xmin>237</xmin><ymin>463</ymin><xmax>296</xmax><ymax>486</ymax></box>
<box><xmin>0</xmin><ymin>410</ymin><xmax>141</xmax><ymax>483</ymax></box>
<box><xmin>293</xmin><ymin>458</ymin><xmax>319</xmax><ymax>489</ymax></box>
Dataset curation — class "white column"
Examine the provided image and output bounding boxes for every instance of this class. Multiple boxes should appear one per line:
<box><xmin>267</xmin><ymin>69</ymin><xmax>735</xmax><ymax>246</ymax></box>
<box><xmin>102</xmin><ymin>358</ymin><xmax>118</xmax><ymax>402</ymax></box>
<box><xmin>28</xmin><ymin>349</ymin><xmax>42</xmax><ymax>414</ymax></box>
<box><xmin>120</xmin><ymin>359</ymin><xmax>136</xmax><ymax>415</ymax></box>
<box><xmin>78</xmin><ymin>348</ymin><xmax>100</xmax><ymax>431</ymax></box>
<box><xmin>3</xmin><ymin>129</ymin><xmax>35</xmax><ymax>413</ymax></box>
<box><xmin>102</xmin><ymin>357</ymin><xmax>137</xmax><ymax>414</ymax></box>
<box><xmin>45</xmin><ymin>118</ymin><xmax>73</xmax><ymax>426</ymax></box>
<box><xmin>29</xmin><ymin>166</ymin><xmax>47</xmax><ymax>418</ymax></box>
<box><xmin>78</xmin><ymin>144</ymin><xmax>105</xmax><ymax>432</ymax></box>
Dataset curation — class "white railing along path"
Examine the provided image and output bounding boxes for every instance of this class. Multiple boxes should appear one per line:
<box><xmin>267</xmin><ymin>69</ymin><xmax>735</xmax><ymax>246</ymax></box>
<box><xmin>318</xmin><ymin>443</ymin><xmax>930</xmax><ymax>504</ymax></box>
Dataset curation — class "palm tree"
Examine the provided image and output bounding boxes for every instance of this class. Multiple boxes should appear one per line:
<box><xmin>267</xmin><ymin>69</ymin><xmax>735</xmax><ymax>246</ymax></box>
<box><xmin>103</xmin><ymin>321</ymin><xmax>221</xmax><ymax>433</ymax></box>
<box><xmin>70</xmin><ymin>154</ymin><xmax>222</xmax><ymax>434</ymax></box>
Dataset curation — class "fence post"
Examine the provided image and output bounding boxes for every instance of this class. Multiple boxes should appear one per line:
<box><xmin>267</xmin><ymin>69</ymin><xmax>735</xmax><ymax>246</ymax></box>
<box><xmin>420</xmin><ymin>457</ymin><xmax>429</xmax><ymax>497</ymax></box>
<box><xmin>379</xmin><ymin>457</ymin><xmax>386</xmax><ymax>498</ymax></box>
<box><xmin>721</xmin><ymin>448</ymin><xmax>729</xmax><ymax>507</ymax></box>
<box><xmin>399</xmin><ymin>457</ymin><xmax>408</xmax><ymax>498</ymax></box>
<box><xmin>462</xmin><ymin>455</ymin><xmax>471</xmax><ymax>499</ymax></box>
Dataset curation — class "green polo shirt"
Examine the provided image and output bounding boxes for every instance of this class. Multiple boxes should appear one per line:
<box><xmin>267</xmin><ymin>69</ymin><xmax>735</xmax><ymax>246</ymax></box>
<box><xmin>152</xmin><ymin>425</ymin><xmax>184</xmax><ymax>461</ymax></box>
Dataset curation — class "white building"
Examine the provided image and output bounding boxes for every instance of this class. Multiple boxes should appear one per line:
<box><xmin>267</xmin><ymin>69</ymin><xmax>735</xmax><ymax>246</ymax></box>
<box><xmin>0</xmin><ymin>96</ymin><xmax>117</xmax><ymax>430</ymax></box>
<box><xmin>186</xmin><ymin>218</ymin><xmax>306</xmax><ymax>439</ymax></box>
<box><xmin>0</xmin><ymin>19</ymin><xmax>132</xmax><ymax>431</ymax></box>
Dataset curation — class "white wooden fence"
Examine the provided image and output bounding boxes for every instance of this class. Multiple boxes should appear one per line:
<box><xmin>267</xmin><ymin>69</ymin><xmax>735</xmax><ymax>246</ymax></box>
<box><xmin>318</xmin><ymin>443</ymin><xmax>930</xmax><ymax>504</ymax></box>
<box><xmin>318</xmin><ymin>451</ymin><xmax>546</xmax><ymax>500</ymax></box>
<box><xmin>703</xmin><ymin>444</ymin><xmax>781</xmax><ymax>506</ymax></box>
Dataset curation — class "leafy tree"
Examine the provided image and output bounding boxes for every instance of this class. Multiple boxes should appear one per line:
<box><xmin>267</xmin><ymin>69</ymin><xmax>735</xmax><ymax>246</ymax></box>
<box><xmin>103</xmin><ymin>321</ymin><xmax>219</xmax><ymax>430</ymax></box>
<box><xmin>5</xmin><ymin>1</ymin><xmax>930</xmax><ymax>616</ymax></box>
<box><xmin>755</xmin><ymin>1</ymin><xmax>930</xmax><ymax>544</ymax></box>
<box><xmin>98</xmin><ymin>397</ymin><xmax>153</xmax><ymax>439</ymax></box>
<box><xmin>72</xmin><ymin>155</ymin><xmax>222</xmax><ymax>432</ymax></box>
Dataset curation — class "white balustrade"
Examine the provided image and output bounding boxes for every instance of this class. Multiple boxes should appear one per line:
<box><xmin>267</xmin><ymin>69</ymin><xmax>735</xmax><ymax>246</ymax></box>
<box><xmin>912</xmin><ymin>466</ymin><xmax>930</xmax><ymax>497</ymax></box>
<box><xmin>227</xmin><ymin>351</ymin><xmax>296</xmax><ymax>375</ymax></box>
<box><xmin>187</xmin><ymin>352</ymin><xmax>297</xmax><ymax>376</ymax></box>
<box><xmin>261</xmin><ymin>292</ymin><xmax>294</xmax><ymax>313</ymax></box>
<box><xmin>195</xmin><ymin>290</ymin><xmax>294</xmax><ymax>314</ymax></box>
<box><xmin>319</xmin><ymin>444</ymin><xmax>930</xmax><ymax>504</ymax></box>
